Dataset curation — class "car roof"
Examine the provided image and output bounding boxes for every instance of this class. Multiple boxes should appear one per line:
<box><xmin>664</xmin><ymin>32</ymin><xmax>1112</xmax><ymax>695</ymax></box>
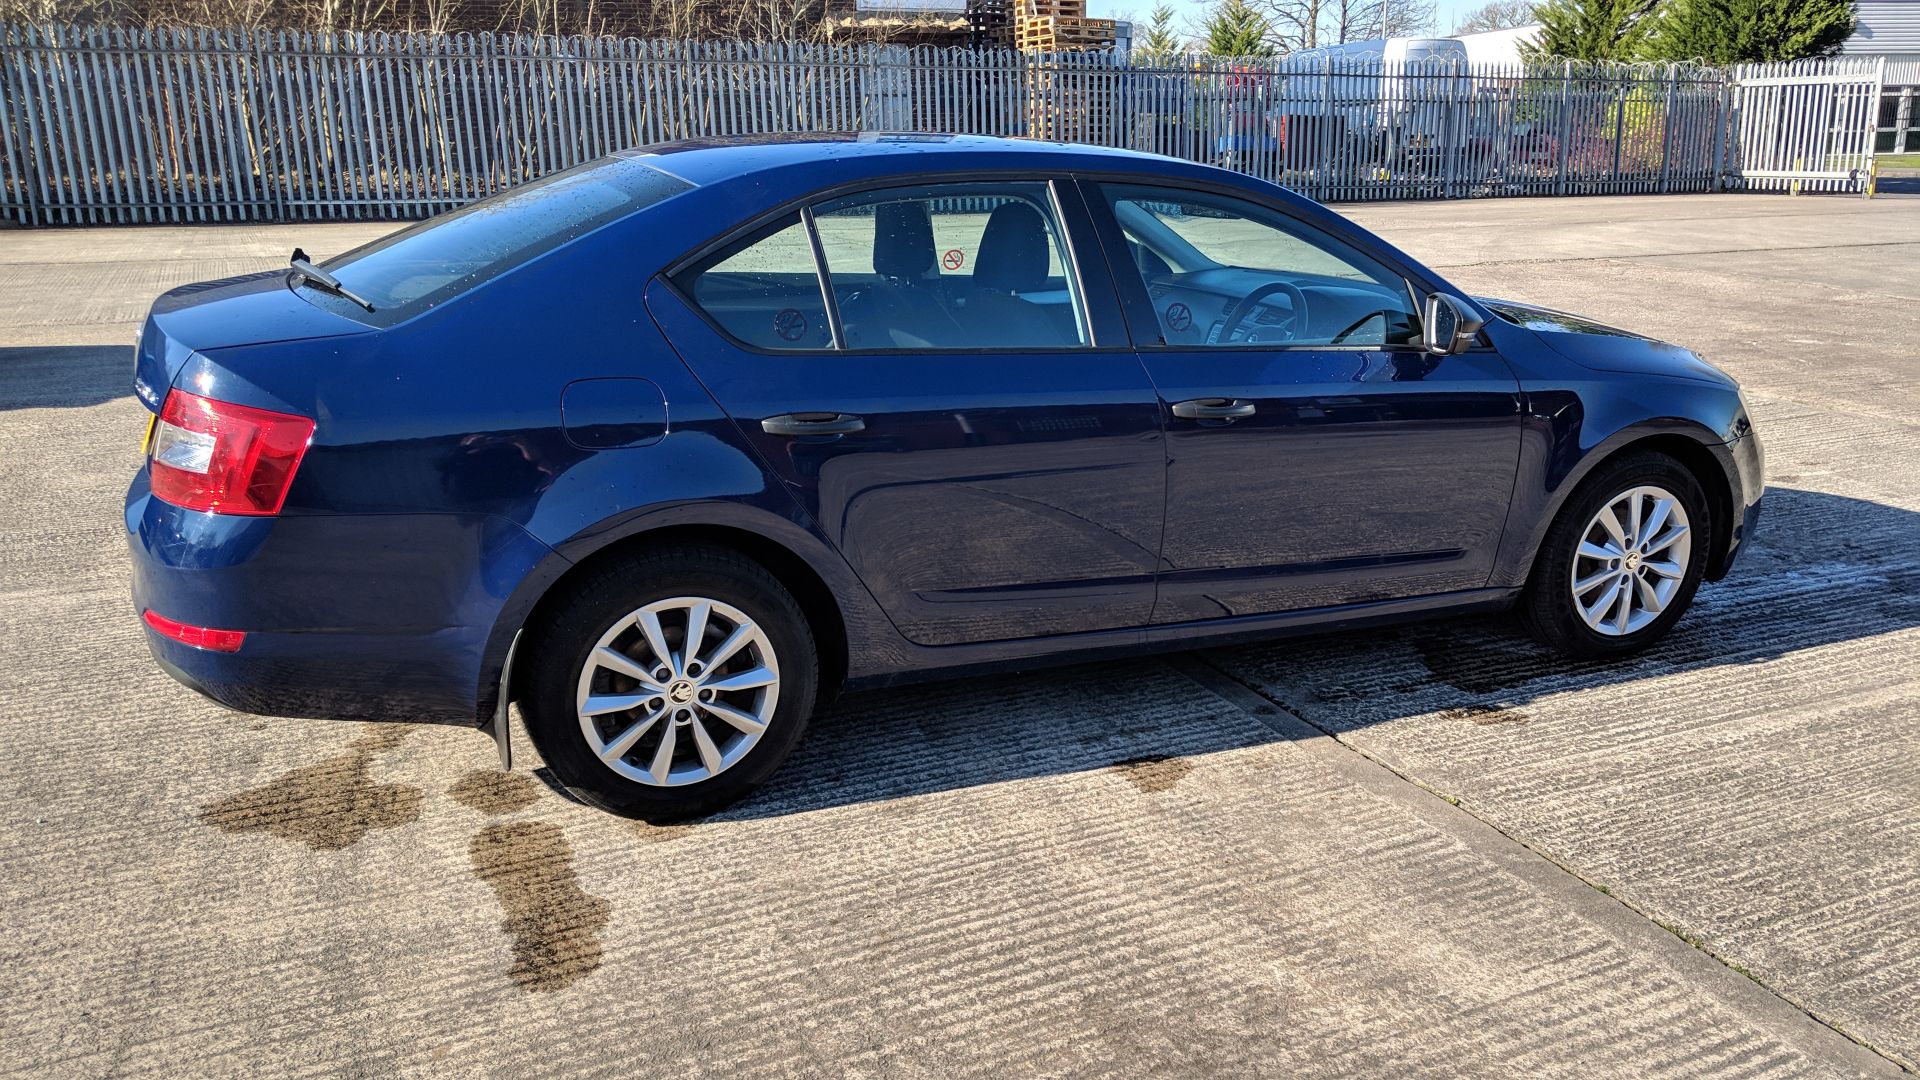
<box><xmin>621</xmin><ymin>132</ymin><xmax>1210</xmax><ymax>187</ymax></box>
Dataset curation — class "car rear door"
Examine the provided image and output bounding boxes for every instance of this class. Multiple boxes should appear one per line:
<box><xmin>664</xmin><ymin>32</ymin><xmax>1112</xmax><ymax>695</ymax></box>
<box><xmin>645</xmin><ymin>181</ymin><xmax>1167</xmax><ymax>647</ymax></box>
<box><xmin>1079</xmin><ymin>178</ymin><xmax>1523</xmax><ymax>622</ymax></box>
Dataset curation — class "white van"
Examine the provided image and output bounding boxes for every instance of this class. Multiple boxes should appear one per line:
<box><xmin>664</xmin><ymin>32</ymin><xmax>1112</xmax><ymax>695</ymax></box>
<box><xmin>1275</xmin><ymin>36</ymin><xmax>1472</xmax><ymax>142</ymax></box>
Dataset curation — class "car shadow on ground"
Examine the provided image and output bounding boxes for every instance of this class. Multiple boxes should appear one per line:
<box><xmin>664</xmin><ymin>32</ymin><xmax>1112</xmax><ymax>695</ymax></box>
<box><xmin>0</xmin><ymin>345</ymin><xmax>135</xmax><ymax>411</ymax></box>
<box><xmin>716</xmin><ymin>485</ymin><xmax>1920</xmax><ymax>822</ymax></box>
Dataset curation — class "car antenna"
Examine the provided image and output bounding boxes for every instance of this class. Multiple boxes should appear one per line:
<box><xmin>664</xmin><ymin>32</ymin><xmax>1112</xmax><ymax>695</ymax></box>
<box><xmin>288</xmin><ymin>248</ymin><xmax>375</xmax><ymax>313</ymax></box>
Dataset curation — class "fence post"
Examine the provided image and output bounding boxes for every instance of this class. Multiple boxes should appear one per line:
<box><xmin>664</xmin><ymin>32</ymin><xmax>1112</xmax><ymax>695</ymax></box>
<box><xmin>1318</xmin><ymin>52</ymin><xmax>1333</xmax><ymax>201</ymax></box>
<box><xmin>1607</xmin><ymin>69</ymin><xmax>1624</xmax><ymax>187</ymax></box>
<box><xmin>1554</xmin><ymin>60</ymin><xmax>1572</xmax><ymax>196</ymax></box>
<box><xmin>1902</xmin><ymin>87</ymin><xmax>1915</xmax><ymax>156</ymax></box>
<box><xmin>1657</xmin><ymin>64</ymin><xmax>1677</xmax><ymax>193</ymax></box>
<box><xmin>1866</xmin><ymin>56</ymin><xmax>1886</xmax><ymax>199</ymax></box>
<box><xmin>0</xmin><ymin>26</ymin><xmax>29</xmax><ymax>225</ymax></box>
<box><xmin>1714</xmin><ymin>69</ymin><xmax>1733</xmax><ymax>191</ymax></box>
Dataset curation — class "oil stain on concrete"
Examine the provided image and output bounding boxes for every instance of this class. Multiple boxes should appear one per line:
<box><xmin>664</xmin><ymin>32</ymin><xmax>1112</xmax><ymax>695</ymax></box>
<box><xmin>198</xmin><ymin>725</ymin><xmax>422</xmax><ymax>850</ymax></box>
<box><xmin>1111</xmin><ymin>755</ymin><xmax>1193</xmax><ymax>793</ymax></box>
<box><xmin>470</xmin><ymin>821</ymin><xmax>612</xmax><ymax>992</ymax></box>
<box><xmin>1437</xmin><ymin>704</ymin><xmax>1532</xmax><ymax>726</ymax></box>
<box><xmin>448</xmin><ymin>770</ymin><xmax>542</xmax><ymax>815</ymax></box>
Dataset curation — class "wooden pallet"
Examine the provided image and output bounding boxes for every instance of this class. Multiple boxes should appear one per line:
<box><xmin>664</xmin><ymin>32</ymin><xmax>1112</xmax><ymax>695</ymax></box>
<box><xmin>1018</xmin><ymin>0</ymin><xmax>1087</xmax><ymax>18</ymax></box>
<box><xmin>1015</xmin><ymin>14</ymin><xmax>1116</xmax><ymax>52</ymax></box>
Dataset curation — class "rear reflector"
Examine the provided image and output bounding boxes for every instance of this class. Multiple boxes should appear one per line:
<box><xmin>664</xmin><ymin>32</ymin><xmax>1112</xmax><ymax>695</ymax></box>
<box><xmin>149</xmin><ymin>389</ymin><xmax>315</xmax><ymax>516</ymax></box>
<box><xmin>142</xmin><ymin>610</ymin><xmax>247</xmax><ymax>653</ymax></box>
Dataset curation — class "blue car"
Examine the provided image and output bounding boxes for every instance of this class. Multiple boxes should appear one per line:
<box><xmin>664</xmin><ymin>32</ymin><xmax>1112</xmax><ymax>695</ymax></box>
<box><xmin>128</xmin><ymin>133</ymin><xmax>1762</xmax><ymax>818</ymax></box>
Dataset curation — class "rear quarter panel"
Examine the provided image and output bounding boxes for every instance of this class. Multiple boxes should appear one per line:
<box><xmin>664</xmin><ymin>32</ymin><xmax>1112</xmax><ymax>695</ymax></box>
<box><xmin>168</xmin><ymin>211</ymin><xmax>896</xmax><ymax>719</ymax></box>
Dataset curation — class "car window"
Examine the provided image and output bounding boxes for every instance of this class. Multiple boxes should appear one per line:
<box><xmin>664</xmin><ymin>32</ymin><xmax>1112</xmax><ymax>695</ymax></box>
<box><xmin>676</xmin><ymin>214</ymin><xmax>834</xmax><ymax>351</ymax></box>
<box><xmin>1101</xmin><ymin>184</ymin><xmax>1421</xmax><ymax>349</ymax></box>
<box><xmin>323</xmin><ymin>156</ymin><xmax>689</xmax><ymax>319</ymax></box>
<box><xmin>811</xmin><ymin>183</ymin><xmax>1088</xmax><ymax>351</ymax></box>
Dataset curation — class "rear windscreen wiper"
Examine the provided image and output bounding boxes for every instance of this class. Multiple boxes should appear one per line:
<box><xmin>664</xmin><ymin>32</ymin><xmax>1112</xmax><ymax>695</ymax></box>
<box><xmin>287</xmin><ymin>247</ymin><xmax>375</xmax><ymax>312</ymax></box>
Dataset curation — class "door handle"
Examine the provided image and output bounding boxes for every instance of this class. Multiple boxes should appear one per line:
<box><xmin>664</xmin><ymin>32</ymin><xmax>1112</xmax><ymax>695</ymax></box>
<box><xmin>761</xmin><ymin>412</ymin><xmax>866</xmax><ymax>437</ymax></box>
<box><xmin>1171</xmin><ymin>398</ymin><xmax>1257</xmax><ymax>420</ymax></box>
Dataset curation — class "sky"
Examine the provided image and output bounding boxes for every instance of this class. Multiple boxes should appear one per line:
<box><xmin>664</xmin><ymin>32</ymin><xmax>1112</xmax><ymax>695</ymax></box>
<box><xmin>1085</xmin><ymin>0</ymin><xmax>1494</xmax><ymax>38</ymax></box>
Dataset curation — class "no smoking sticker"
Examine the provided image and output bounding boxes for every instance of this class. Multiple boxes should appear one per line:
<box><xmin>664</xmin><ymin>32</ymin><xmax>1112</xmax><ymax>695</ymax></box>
<box><xmin>1164</xmin><ymin>302</ymin><xmax>1193</xmax><ymax>332</ymax></box>
<box><xmin>942</xmin><ymin>248</ymin><xmax>966</xmax><ymax>270</ymax></box>
<box><xmin>773</xmin><ymin>307</ymin><xmax>809</xmax><ymax>342</ymax></box>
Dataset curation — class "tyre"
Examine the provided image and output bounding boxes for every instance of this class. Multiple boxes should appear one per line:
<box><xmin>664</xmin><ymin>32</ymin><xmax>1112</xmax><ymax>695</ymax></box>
<box><xmin>1519</xmin><ymin>453</ymin><xmax>1710</xmax><ymax>659</ymax></box>
<box><xmin>521</xmin><ymin>544</ymin><xmax>818</xmax><ymax>820</ymax></box>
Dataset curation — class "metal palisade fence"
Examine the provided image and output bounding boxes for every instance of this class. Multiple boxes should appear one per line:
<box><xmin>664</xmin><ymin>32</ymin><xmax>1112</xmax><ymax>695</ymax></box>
<box><xmin>0</xmin><ymin>23</ymin><xmax>1885</xmax><ymax>225</ymax></box>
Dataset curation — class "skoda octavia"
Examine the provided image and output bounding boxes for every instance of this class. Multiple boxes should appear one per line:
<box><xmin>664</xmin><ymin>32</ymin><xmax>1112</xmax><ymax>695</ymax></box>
<box><xmin>128</xmin><ymin>134</ymin><xmax>1762</xmax><ymax>818</ymax></box>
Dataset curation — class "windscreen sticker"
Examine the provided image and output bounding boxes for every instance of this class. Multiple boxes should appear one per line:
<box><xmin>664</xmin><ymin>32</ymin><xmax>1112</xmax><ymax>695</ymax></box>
<box><xmin>1164</xmin><ymin>302</ymin><xmax>1193</xmax><ymax>332</ymax></box>
<box><xmin>773</xmin><ymin>307</ymin><xmax>809</xmax><ymax>342</ymax></box>
<box><xmin>942</xmin><ymin>248</ymin><xmax>966</xmax><ymax>271</ymax></box>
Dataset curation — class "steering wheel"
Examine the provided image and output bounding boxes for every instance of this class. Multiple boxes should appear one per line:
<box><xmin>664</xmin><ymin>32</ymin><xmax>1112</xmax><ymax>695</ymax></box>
<box><xmin>1215</xmin><ymin>280</ymin><xmax>1309</xmax><ymax>344</ymax></box>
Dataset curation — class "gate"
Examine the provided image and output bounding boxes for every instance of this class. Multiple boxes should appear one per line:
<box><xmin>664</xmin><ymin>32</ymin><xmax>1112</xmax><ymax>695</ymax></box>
<box><xmin>1730</xmin><ymin>58</ymin><xmax>1886</xmax><ymax>195</ymax></box>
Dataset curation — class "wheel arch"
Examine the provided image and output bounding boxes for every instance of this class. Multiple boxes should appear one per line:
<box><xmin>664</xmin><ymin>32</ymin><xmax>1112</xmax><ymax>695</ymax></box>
<box><xmin>1613</xmin><ymin>433</ymin><xmax>1738</xmax><ymax>580</ymax></box>
<box><xmin>478</xmin><ymin>512</ymin><xmax>859</xmax><ymax>726</ymax></box>
<box><xmin>1504</xmin><ymin>424</ymin><xmax>1742</xmax><ymax>590</ymax></box>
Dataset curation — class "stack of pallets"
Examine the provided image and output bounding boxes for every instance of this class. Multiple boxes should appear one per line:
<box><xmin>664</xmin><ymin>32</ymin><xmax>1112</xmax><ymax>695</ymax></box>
<box><xmin>1012</xmin><ymin>0</ymin><xmax>1116</xmax><ymax>52</ymax></box>
<box><xmin>1014</xmin><ymin>0</ymin><xmax>1116</xmax><ymax>139</ymax></box>
<box><xmin>966</xmin><ymin>0</ymin><xmax>1014</xmax><ymax>49</ymax></box>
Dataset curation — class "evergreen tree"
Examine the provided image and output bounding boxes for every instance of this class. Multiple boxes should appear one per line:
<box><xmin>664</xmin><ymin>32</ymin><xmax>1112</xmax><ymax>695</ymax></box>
<box><xmin>1135</xmin><ymin>3</ymin><xmax>1186</xmax><ymax>63</ymax></box>
<box><xmin>1641</xmin><ymin>0</ymin><xmax>1855</xmax><ymax>63</ymax></box>
<box><xmin>1519</xmin><ymin>0</ymin><xmax>1658</xmax><ymax>62</ymax></box>
<box><xmin>1201</xmin><ymin>0</ymin><xmax>1275</xmax><ymax>57</ymax></box>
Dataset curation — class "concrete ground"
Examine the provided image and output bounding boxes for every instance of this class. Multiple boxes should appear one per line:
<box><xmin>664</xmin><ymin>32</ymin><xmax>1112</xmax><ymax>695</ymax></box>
<box><xmin>1</xmin><ymin>190</ymin><xmax>1915</xmax><ymax>1077</ymax></box>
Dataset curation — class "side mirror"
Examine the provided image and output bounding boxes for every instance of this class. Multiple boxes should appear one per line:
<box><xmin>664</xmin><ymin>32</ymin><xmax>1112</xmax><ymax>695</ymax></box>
<box><xmin>1422</xmin><ymin>292</ymin><xmax>1486</xmax><ymax>355</ymax></box>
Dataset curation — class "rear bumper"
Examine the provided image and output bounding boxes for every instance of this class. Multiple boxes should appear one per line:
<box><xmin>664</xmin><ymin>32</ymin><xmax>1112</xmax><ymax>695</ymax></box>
<box><xmin>127</xmin><ymin>472</ymin><xmax>556</xmax><ymax>724</ymax></box>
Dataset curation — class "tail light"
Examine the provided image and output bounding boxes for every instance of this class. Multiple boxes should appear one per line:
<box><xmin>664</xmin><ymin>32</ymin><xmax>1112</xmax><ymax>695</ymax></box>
<box><xmin>149</xmin><ymin>389</ymin><xmax>314</xmax><ymax>516</ymax></box>
<box><xmin>142</xmin><ymin>610</ymin><xmax>246</xmax><ymax>653</ymax></box>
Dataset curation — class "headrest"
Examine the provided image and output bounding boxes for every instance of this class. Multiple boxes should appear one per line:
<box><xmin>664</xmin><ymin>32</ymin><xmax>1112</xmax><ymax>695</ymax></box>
<box><xmin>872</xmin><ymin>202</ymin><xmax>935</xmax><ymax>281</ymax></box>
<box><xmin>973</xmin><ymin>202</ymin><xmax>1051</xmax><ymax>293</ymax></box>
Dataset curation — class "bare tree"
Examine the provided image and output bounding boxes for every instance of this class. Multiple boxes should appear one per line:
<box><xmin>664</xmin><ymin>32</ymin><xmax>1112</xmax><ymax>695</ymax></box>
<box><xmin>1342</xmin><ymin>0</ymin><xmax>1436</xmax><ymax>38</ymax></box>
<box><xmin>1</xmin><ymin>0</ymin><xmax>892</xmax><ymax>41</ymax></box>
<box><xmin>0</xmin><ymin>0</ymin><xmax>85</xmax><ymax>21</ymax></box>
<box><xmin>1452</xmin><ymin>0</ymin><xmax>1537</xmax><ymax>33</ymax></box>
<box><xmin>1244</xmin><ymin>0</ymin><xmax>1324</xmax><ymax>50</ymax></box>
<box><xmin>316</xmin><ymin>0</ymin><xmax>395</xmax><ymax>31</ymax></box>
<box><xmin>1245</xmin><ymin>0</ymin><xmax>1431</xmax><ymax>48</ymax></box>
<box><xmin>738</xmin><ymin>0</ymin><xmax>827</xmax><ymax>41</ymax></box>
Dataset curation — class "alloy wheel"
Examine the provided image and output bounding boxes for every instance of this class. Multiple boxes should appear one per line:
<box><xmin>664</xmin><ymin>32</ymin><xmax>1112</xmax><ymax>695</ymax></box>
<box><xmin>575</xmin><ymin>596</ymin><xmax>780</xmax><ymax>786</ymax></box>
<box><xmin>1569</xmin><ymin>484</ymin><xmax>1692</xmax><ymax>638</ymax></box>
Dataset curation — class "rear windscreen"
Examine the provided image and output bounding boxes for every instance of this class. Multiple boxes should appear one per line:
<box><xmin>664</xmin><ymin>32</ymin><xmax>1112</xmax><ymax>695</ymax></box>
<box><xmin>319</xmin><ymin>157</ymin><xmax>690</xmax><ymax>321</ymax></box>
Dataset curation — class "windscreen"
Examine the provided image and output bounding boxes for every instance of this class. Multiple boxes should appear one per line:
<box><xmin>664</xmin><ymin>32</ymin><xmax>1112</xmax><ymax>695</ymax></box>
<box><xmin>319</xmin><ymin>157</ymin><xmax>690</xmax><ymax>320</ymax></box>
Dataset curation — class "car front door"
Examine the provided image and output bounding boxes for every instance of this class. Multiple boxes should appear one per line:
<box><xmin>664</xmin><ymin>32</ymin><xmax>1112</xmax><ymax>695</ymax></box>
<box><xmin>1081</xmin><ymin>179</ymin><xmax>1523</xmax><ymax>622</ymax></box>
<box><xmin>646</xmin><ymin>180</ymin><xmax>1166</xmax><ymax>647</ymax></box>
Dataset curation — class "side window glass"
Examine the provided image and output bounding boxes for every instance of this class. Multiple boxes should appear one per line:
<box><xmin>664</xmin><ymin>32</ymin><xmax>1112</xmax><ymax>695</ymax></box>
<box><xmin>676</xmin><ymin>214</ymin><xmax>832</xmax><ymax>351</ymax></box>
<box><xmin>811</xmin><ymin>183</ymin><xmax>1088</xmax><ymax>351</ymax></box>
<box><xmin>1103</xmin><ymin>185</ymin><xmax>1422</xmax><ymax>349</ymax></box>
